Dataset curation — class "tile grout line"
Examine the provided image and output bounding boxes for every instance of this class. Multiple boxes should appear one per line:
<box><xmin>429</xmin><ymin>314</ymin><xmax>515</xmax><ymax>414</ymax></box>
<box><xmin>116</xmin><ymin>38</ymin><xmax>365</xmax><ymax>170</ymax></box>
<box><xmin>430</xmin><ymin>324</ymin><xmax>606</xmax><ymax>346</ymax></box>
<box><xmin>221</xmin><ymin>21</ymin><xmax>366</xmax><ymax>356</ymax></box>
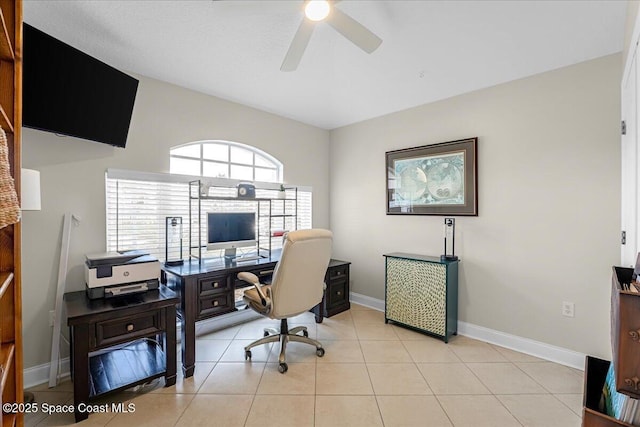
<box><xmin>404</xmin><ymin>337</ymin><xmax>457</xmax><ymax>427</ymax></box>
<box><xmin>461</xmin><ymin>359</ymin><xmax>527</xmax><ymax>426</ymax></box>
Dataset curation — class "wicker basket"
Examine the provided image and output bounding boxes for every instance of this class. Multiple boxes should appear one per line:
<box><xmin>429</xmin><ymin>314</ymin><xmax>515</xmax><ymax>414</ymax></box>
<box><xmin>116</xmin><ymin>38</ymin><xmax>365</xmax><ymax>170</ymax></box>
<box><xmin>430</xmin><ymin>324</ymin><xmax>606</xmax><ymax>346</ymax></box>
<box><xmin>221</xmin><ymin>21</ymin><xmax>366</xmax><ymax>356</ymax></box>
<box><xmin>0</xmin><ymin>126</ymin><xmax>20</xmax><ymax>229</ymax></box>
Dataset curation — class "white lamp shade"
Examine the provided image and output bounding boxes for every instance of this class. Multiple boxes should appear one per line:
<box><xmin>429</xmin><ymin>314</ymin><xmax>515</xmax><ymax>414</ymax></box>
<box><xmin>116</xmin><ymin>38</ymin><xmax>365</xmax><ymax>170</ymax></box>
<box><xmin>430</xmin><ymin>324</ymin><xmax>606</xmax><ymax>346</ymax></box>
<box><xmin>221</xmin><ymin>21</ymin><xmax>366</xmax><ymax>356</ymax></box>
<box><xmin>21</xmin><ymin>168</ymin><xmax>41</xmax><ymax>211</ymax></box>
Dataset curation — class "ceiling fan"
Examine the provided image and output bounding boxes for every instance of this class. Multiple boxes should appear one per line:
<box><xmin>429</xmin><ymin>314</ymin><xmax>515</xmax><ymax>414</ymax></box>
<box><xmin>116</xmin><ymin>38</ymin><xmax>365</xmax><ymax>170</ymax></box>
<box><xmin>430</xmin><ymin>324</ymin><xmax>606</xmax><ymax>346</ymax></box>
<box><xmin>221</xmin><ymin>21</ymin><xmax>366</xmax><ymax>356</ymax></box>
<box><xmin>281</xmin><ymin>0</ymin><xmax>382</xmax><ymax>72</ymax></box>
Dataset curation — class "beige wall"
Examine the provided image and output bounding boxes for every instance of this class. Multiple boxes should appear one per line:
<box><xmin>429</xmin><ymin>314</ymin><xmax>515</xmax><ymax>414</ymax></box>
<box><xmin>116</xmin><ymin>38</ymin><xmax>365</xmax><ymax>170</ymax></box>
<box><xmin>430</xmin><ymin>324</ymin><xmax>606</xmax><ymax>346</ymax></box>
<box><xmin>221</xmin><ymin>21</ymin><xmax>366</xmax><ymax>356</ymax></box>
<box><xmin>21</xmin><ymin>75</ymin><xmax>331</xmax><ymax>369</ymax></box>
<box><xmin>329</xmin><ymin>54</ymin><xmax>621</xmax><ymax>359</ymax></box>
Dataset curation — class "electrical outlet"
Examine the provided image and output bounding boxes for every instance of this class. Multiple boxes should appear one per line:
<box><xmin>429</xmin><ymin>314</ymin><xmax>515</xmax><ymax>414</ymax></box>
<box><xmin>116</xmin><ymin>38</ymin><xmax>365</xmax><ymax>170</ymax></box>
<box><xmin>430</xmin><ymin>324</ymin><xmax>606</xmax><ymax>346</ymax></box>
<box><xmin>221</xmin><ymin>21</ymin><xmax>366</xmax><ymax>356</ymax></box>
<box><xmin>48</xmin><ymin>310</ymin><xmax>55</xmax><ymax>326</ymax></box>
<box><xmin>562</xmin><ymin>301</ymin><xmax>575</xmax><ymax>318</ymax></box>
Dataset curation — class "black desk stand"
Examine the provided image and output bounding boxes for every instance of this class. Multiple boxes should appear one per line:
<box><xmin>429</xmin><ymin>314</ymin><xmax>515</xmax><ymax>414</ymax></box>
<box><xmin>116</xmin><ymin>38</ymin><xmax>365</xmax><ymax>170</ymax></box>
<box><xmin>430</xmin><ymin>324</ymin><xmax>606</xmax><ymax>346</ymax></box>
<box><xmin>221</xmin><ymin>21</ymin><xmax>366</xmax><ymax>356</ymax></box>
<box><xmin>64</xmin><ymin>287</ymin><xmax>178</xmax><ymax>422</ymax></box>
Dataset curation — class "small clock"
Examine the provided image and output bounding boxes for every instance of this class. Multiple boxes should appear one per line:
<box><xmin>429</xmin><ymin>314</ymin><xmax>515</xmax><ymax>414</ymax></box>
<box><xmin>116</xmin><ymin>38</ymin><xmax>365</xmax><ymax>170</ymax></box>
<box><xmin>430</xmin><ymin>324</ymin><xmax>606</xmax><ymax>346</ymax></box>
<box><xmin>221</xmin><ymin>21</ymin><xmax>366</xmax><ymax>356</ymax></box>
<box><xmin>237</xmin><ymin>183</ymin><xmax>256</xmax><ymax>198</ymax></box>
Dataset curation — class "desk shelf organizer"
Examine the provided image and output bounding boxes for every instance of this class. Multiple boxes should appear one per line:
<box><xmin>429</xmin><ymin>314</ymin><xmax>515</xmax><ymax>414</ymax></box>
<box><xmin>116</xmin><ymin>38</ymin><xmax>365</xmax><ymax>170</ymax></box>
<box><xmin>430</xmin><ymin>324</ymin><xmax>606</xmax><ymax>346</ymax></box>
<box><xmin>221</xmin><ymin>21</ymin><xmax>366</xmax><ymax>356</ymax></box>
<box><xmin>188</xmin><ymin>180</ymin><xmax>298</xmax><ymax>262</ymax></box>
<box><xmin>383</xmin><ymin>252</ymin><xmax>459</xmax><ymax>343</ymax></box>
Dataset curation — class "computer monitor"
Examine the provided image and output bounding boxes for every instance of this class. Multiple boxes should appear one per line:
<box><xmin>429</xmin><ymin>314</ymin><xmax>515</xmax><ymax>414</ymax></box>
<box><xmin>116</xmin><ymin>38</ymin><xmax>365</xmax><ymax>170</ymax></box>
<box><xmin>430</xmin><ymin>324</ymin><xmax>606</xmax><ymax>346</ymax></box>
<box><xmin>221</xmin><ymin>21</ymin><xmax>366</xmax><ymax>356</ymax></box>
<box><xmin>206</xmin><ymin>212</ymin><xmax>257</xmax><ymax>259</ymax></box>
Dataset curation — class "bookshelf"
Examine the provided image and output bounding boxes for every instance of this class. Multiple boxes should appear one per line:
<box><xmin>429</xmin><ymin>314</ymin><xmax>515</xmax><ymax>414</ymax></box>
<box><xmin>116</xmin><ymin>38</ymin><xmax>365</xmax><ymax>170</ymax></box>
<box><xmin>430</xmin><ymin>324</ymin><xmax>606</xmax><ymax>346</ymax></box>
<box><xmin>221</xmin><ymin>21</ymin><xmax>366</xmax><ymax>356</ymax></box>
<box><xmin>0</xmin><ymin>1</ymin><xmax>22</xmax><ymax>426</ymax></box>
<box><xmin>582</xmin><ymin>266</ymin><xmax>640</xmax><ymax>426</ymax></box>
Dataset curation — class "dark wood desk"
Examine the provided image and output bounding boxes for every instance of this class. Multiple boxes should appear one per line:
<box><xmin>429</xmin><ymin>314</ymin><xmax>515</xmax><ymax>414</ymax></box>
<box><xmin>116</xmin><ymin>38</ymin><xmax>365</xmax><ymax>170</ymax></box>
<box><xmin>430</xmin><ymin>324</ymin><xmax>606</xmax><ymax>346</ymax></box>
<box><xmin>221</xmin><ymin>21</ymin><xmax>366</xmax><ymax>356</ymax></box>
<box><xmin>64</xmin><ymin>287</ymin><xmax>178</xmax><ymax>422</ymax></box>
<box><xmin>161</xmin><ymin>253</ymin><xmax>350</xmax><ymax>378</ymax></box>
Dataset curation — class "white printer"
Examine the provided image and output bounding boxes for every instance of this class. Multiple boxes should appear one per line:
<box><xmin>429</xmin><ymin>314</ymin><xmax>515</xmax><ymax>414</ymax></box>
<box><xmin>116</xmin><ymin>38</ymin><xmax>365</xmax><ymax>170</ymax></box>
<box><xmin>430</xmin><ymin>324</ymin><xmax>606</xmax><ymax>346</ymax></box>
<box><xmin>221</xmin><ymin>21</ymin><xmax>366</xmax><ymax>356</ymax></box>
<box><xmin>85</xmin><ymin>250</ymin><xmax>160</xmax><ymax>299</ymax></box>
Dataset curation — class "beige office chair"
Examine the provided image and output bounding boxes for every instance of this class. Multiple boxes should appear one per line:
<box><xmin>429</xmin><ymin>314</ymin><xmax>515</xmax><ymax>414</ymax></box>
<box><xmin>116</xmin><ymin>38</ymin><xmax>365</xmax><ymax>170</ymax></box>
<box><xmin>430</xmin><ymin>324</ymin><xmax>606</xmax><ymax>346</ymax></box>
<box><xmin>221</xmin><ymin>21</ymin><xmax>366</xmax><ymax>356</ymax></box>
<box><xmin>237</xmin><ymin>229</ymin><xmax>332</xmax><ymax>373</ymax></box>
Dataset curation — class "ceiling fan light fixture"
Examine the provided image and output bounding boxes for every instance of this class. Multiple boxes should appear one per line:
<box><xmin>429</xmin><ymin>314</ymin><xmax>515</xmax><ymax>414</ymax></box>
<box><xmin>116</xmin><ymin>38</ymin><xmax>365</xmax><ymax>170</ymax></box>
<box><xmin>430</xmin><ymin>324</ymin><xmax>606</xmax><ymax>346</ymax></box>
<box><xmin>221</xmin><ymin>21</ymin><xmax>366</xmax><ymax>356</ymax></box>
<box><xmin>305</xmin><ymin>0</ymin><xmax>330</xmax><ymax>22</ymax></box>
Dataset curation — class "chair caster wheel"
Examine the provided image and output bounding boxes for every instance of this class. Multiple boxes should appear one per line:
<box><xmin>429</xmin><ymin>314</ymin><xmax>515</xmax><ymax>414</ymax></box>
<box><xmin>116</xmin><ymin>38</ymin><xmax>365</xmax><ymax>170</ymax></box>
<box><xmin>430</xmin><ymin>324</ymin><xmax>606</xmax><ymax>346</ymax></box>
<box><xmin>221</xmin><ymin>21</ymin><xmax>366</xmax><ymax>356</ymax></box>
<box><xmin>316</xmin><ymin>347</ymin><xmax>325</xmax><ymax>357</ymax></box>
<box><xmin>245</xmin><ymin>350</ymin><xmax>252</xmax><ymax>360</ymax></box>
<box><xmin>278</xmin><ymin>363</ymin><xmax>288</xmax><ymax>373</ymax></box>
<box><xmin>302</xmin><ymin>330</ymin><xmax>309</xmax><ymax>338</ymax></box>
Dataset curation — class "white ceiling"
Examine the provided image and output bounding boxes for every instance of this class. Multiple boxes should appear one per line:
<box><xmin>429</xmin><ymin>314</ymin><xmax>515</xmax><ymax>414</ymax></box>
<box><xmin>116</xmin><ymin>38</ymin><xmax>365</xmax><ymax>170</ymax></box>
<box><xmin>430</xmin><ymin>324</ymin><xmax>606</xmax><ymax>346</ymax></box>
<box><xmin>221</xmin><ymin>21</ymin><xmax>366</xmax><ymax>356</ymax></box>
<box><xmin>23</xmin><ymin>0</ymin><xmax>626</xmax><ymax>130</ymax></box>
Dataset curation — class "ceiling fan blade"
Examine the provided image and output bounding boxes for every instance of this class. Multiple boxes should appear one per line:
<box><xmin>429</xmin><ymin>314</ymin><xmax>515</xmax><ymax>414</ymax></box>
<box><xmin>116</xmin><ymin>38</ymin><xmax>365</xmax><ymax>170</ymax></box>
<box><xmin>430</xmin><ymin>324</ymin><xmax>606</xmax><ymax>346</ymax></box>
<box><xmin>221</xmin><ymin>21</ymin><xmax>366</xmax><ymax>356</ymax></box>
<box><xmin>281</xmin><ymin>18</ymin><xmax>315</xmax><ymax>72</ymax></box>
<box><xmin>326</xmin><ymin>6</ymin><xmax>382</xmax><ymax>54</ymax></box>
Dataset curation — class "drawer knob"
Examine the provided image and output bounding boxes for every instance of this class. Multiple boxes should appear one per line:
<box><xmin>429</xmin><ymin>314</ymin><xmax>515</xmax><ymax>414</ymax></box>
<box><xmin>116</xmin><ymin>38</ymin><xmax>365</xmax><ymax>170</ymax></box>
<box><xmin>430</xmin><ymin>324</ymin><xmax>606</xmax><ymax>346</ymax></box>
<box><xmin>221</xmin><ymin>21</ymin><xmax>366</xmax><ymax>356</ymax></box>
<box><xmin>126</xmin><ymin>324</ymin><xmax>134</xmax><ymax>332</ymax></box>
<box><xmin>337</xmin><ymin>291</ymin><xmax>342</xmax><ymax>296</ymax></box>
<box><xmin>213</xmin><ymin>282</ymin><xmax>219</xmax><ymax>288</ymax></box>
<box><xmin>624</xmin><ymin>376</ymin><xmax>640</xmax><ymax>391</ymax></box>
<box><xmin>213</xmin><ymin>300</ymin><xmax>219</xmax><ymax>307</ymax></box>
<box><xmin>336</xmin><ymin>272</ymin><xmax>341</xmax><ymax>276</ymax></box>
<box><xmin>629</xmin><ymin>330</ymin><xmax>640</xmax><ymax>341</ymax></box>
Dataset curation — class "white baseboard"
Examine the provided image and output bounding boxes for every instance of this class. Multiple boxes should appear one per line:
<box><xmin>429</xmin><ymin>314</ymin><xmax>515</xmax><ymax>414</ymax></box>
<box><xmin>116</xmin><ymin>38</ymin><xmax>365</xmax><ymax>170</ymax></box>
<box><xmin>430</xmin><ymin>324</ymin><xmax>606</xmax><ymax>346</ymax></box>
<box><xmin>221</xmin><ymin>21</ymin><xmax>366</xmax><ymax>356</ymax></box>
<box><xmin>24</xmin><ymin>309</ymin><xmax>262</xmax><ymax>389</ymax></box>
<box><xmin>24</xmin><ymin>359</ymin><xmax>70</xmax><ymax>390</ymax></box>
<box><xmin>350</xmin><ymin>292</ymin><xmax>585</xmax><ymax>370</ymax></box>
<box><xmin>350</xmin><ymin>292</ymin><xmax>385</xmax><ymax>311</ymax></box>
<box><xmin>458</xmin><ymin>321</ymin><xmax>585</xmax><ymax>370</ymax></box>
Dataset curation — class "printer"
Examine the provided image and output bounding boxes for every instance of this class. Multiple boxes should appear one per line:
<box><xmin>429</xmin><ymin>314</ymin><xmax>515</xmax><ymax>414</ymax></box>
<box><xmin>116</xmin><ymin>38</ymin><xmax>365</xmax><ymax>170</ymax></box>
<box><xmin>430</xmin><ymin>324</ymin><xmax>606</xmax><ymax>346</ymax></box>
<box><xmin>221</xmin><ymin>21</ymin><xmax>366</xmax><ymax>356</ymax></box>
<box><xmin>85</xmin><ymin>250</ymin><xmax>160</xmax><ymax>299</ymax></box>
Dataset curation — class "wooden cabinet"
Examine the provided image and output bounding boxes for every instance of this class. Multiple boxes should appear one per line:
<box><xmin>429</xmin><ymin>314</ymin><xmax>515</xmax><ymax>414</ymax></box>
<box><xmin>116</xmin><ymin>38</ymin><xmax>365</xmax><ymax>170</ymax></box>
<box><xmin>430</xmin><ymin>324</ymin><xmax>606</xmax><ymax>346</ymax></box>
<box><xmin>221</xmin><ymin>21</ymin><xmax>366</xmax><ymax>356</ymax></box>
<box><xmin>0</xmin><ymin>1</ymin><xmax>22</xmax><ymax>426</ymax></box>
<box><xmin>582</xmin><ymin>267</ymin><xmax>640</xmax><ymax>426</ymax></box>
<box><xmin>383</xmin><ymin>252</ymin><xmax>459</xmax><ymax>343</ymax></box>
<box><xmin>583</xmin><ymin>356</ymin><xmax>634</xmax><ymax>427</ymax></box>
<box><xmin>313</xmin><ymin>260</ymin><xmax>351</xmax><ymax>322</ymax></box>
<box><xmin>65</xmin><ymin>288</ymin><xmax>178</xmax><ymax>422</ymax></box>
<box><xmin>610</xmin><ymin>266</ymin><xmax>640</xmax><ymax>398</ymax></box>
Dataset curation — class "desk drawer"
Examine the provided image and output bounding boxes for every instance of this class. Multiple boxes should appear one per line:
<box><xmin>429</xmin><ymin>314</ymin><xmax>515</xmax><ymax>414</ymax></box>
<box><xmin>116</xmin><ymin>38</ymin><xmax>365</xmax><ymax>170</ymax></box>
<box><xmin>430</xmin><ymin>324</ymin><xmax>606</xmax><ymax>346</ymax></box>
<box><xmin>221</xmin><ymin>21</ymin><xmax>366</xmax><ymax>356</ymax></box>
<box><xmin>326</xmin><ymin>280</ymin><xmax>348</xmax><ymax>308</ymax></box>
<box><xmin>328</xmin><ymin>265</ymin><xmax>348</xmax><ymax>281</ymax></box>
<box><xmin>199</xmin><ymin>275</ymin><xmax>231</xmax><ymax>295</ymax></box>
<box><xmin>199</xmin><ymin>292</ymin><xmax>235</xmax><ymax>318</ymax></box>
<box><xmin>95</xmin><ymin>310</ymin><xmax>163</xmax><ymax>348</ymax></box>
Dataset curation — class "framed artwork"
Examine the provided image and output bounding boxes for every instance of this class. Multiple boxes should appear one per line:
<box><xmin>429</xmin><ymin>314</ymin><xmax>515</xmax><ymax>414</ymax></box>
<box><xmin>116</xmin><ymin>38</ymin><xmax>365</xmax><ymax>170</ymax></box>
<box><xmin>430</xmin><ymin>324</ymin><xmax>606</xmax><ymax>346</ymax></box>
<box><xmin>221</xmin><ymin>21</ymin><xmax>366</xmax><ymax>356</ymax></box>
<box><xmin>386</xmin><ymin>138</ymin><xmax>478</xmax><ymax>216</ymax></box>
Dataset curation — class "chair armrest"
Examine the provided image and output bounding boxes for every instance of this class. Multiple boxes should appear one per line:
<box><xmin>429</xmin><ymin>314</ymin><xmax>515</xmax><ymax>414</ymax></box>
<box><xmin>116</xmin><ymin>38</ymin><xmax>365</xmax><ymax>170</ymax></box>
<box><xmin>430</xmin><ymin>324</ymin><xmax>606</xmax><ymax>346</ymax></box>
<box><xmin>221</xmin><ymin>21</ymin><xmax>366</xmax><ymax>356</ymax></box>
<box><xmin>237</xmin><ymin>272</ymin><xmax>259</xmax><ymax>285</ymax></box>
<box><xmin>237</xmin><ymin>272</ymin><xmax>269</xmax><ymax>307</ymax></box>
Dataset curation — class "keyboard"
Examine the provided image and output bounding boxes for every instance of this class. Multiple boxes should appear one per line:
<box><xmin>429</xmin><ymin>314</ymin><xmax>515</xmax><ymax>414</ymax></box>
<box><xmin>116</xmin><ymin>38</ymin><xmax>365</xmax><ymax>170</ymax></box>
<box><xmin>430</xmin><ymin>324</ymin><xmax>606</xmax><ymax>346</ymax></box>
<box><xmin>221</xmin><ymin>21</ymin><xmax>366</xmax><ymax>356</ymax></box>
<box><xmin>236</xmin><ymin>256</ymin><xmax>261</xmax><ymax>262</ymax></box>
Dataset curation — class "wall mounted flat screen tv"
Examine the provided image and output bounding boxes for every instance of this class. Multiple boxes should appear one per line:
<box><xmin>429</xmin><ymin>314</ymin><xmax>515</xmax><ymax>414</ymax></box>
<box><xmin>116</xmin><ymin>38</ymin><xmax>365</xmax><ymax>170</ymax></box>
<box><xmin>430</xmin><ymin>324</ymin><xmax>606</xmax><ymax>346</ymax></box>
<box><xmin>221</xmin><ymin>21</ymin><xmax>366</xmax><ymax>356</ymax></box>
<box><xmin>23</xmin><ymin>23</ymin><xmax>139</xmax><ymax>148</ymax></box>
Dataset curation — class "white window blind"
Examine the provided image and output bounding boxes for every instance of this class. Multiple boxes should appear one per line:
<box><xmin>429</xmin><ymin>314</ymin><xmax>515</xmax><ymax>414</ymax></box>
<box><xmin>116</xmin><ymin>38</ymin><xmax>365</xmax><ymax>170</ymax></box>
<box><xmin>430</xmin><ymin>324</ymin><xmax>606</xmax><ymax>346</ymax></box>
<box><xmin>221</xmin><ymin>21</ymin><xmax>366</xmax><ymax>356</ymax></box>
<box><xmin>105</xmin><ymin>170</ymin><xmax>312</xmax><ymax>262</ymax></box>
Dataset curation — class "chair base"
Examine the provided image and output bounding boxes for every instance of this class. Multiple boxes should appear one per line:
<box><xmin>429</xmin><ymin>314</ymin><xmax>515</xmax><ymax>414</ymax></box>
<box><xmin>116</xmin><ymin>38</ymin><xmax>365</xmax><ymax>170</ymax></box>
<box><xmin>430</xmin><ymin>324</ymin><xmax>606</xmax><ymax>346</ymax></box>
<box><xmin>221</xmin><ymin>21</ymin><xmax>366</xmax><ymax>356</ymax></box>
<box><xmin>244</xmin><ymin>318</ymin><xmax>324</xmax><ymax>373</ymax></box>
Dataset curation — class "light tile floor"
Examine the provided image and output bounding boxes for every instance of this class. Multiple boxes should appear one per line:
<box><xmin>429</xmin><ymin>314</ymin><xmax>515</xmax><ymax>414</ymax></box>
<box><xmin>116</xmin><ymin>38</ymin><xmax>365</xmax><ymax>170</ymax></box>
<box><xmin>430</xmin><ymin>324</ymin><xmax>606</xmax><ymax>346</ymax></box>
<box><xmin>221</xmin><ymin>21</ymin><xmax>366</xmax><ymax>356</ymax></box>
<box><xmin>26</xmin><ymin>304</ymin><xmax>584</xmax><ymax>426</ymax></box>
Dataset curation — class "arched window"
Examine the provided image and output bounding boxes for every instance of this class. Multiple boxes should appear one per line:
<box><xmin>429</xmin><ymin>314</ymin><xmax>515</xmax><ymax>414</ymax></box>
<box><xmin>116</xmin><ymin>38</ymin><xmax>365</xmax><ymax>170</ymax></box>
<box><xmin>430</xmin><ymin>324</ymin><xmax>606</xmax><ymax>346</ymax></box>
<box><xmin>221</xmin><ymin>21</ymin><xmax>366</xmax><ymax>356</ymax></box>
<box><xmin>169</xmin><ymin>140</ymin><xmax>283</xmax><ymax>183</ymax></box>
<box><xmin>105</xmin><ymin>142</ymin><xmax>312</xmax><ymax>263</ymax></box>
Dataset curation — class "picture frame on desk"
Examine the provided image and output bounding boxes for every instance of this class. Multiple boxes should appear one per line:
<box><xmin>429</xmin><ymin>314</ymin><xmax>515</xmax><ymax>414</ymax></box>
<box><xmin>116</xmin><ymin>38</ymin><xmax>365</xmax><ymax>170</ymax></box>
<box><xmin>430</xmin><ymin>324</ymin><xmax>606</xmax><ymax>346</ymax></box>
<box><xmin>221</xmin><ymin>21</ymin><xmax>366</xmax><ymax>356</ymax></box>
<box><xmin>386</xmin><ymin>137</ymin><xmax>478</xmax><ymax>216</ymax></box>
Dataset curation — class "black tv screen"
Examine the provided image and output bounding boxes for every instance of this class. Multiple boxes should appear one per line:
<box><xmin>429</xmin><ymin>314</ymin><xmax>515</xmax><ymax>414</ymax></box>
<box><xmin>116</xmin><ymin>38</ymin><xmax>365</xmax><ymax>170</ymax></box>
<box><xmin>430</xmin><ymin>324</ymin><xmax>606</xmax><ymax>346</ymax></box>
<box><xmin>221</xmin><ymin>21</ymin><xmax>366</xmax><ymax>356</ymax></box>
<box><xmin>23</xmin><ymin>23</ymin><xmax>139</xmax><ymax>148</ymax></box>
